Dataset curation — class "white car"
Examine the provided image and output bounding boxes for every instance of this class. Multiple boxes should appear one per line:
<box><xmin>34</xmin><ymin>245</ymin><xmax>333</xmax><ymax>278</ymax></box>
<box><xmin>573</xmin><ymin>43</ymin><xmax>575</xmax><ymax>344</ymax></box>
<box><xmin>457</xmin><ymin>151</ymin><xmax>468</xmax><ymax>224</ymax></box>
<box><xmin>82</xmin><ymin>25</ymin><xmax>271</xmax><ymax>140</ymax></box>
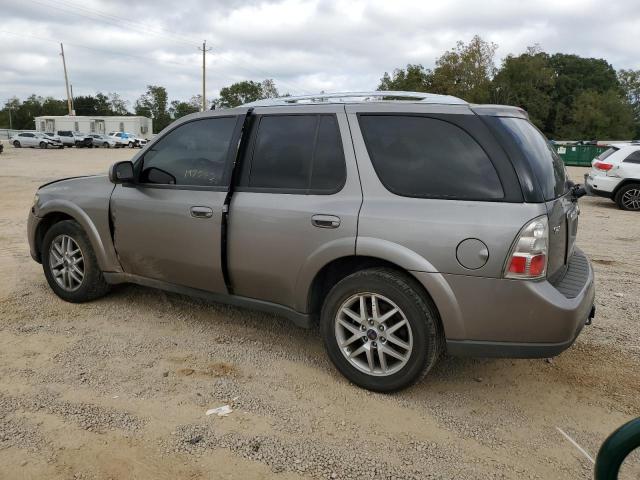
<box><xmin>89</xmin><ymin>134</ymin><xmax>117</xmax><ymax>148</ymax></box>
<box><xmin>11</xmin><ymin>132</ymin><xmax>64</xmax><ymax>149</ymax></box>
<box><xmin>584</xmin><ymin>144</ymin><xmax>640</xmax><ymax>211</ymax></box>
<box><xmin>108</xmin><ymin>132</ymin><xmax>137</xmax><ymax>148</ymax></box>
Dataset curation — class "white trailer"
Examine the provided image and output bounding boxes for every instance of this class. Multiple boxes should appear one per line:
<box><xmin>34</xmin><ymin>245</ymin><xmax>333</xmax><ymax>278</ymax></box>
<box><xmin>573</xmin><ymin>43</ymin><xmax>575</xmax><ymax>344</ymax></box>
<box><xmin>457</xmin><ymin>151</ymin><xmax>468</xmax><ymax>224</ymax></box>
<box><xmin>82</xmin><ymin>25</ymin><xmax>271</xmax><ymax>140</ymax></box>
<box><xmin>34</xmin><ymin>115</ymin><xmax>153</xmax><ymax>139</ymax></box>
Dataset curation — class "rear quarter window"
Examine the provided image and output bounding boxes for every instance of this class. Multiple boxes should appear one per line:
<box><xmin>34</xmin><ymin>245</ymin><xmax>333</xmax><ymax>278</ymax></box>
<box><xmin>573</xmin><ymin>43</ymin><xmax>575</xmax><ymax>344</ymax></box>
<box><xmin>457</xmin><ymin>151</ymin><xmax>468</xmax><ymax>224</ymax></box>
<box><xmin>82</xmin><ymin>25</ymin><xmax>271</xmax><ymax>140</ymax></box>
<box><xmin>358</xmin><ymin>115</ymin><xmax>504</xmax><ymax>200</ymax></box>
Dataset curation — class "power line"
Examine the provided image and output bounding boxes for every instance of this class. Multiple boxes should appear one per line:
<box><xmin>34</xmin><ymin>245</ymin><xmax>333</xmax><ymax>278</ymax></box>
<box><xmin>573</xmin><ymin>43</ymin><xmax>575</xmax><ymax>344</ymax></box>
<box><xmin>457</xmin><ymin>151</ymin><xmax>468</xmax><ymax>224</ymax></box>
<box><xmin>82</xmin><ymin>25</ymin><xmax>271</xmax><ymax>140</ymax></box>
<box><xmin>29</xmin><ymin>0</ymin><xmax>200</xmax><ymax>47</ymax></box>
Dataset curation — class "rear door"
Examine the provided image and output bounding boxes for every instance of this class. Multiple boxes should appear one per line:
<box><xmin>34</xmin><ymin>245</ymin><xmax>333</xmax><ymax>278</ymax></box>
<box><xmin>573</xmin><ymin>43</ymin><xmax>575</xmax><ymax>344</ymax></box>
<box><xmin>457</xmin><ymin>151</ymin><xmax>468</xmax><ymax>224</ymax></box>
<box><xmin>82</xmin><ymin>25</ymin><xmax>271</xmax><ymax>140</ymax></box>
<box><xmin>110</xmin><ymin>113</ymin><xmax>243</xmax><ymax>293</ymax></box>
<box><xmin>227</xmin><ymin>105</ymin><xmax>361</xmax><ymax>310</ymax></box>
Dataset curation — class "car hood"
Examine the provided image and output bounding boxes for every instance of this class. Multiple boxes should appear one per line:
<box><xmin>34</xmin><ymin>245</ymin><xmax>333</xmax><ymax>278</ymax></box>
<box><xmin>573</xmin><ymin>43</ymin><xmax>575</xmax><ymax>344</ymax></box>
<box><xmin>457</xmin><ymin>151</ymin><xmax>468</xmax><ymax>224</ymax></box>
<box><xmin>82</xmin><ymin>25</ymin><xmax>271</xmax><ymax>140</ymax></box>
<box><xmin>35</xmin><ymin>175</ymin><xmax>115</xmax><ymax>216</ymax></box>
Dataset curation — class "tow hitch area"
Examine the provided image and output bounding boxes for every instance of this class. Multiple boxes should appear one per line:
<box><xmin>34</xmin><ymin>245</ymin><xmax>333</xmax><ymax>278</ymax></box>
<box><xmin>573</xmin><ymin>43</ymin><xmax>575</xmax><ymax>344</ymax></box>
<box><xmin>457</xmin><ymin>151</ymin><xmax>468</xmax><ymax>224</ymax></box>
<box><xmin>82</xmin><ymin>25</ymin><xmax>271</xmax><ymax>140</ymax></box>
<box><xmin>586</xmin><ymin>305</ymin><xmax>596</xmax><ymax>326</ymax></box>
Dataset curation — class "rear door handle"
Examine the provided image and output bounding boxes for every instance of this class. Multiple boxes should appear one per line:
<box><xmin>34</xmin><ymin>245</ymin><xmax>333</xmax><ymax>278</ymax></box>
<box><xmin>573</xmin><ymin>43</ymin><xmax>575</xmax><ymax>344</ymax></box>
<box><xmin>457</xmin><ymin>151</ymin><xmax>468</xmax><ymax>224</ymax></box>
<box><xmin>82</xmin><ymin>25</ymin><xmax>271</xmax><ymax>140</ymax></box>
<box><xmin>311</xmin><ymin>214</ymin><xmax>340</xmax><ymax>229</ymax></box>
<box><xmin>190</xmin><ymin>206</ymin><xmax>213</xmax><ymax>218</ymax></box>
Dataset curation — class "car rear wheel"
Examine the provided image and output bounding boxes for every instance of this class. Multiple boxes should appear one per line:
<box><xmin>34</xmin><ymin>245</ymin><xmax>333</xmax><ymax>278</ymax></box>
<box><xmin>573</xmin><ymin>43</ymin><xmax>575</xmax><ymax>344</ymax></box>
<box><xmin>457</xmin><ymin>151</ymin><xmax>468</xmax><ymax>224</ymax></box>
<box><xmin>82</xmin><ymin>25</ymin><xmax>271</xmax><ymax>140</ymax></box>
<box><xmin>320</xmin><ymin>267</ymin><xmax>443</xmax><ymax>392</ymax></box>
<box><xmin>42</xmin><ymin>220</ymin><xmax>110</xmax><ymax>302</ymax></box>
<box><xmin>13</xmin><ymin>140</ymin><xmax>20</xmax><ymax>148</ymax></box>
<box><xmin>615</xmin><ymin>183</ymin><xmax>640</xmax><ymax>211</ymax></box>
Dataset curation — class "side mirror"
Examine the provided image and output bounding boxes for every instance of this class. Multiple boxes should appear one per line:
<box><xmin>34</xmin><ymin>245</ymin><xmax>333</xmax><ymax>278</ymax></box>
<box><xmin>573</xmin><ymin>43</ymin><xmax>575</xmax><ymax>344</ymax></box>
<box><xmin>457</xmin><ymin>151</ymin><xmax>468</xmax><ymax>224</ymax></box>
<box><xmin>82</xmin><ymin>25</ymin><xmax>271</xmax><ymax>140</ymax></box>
<box><xmin>571</xmin><ymin>184</ymin><xmax>588</xmax><ymax>199</ymax></box>
<box><xmin>109</xmin><ymin>161</ymin><xmax>135</xmax><ymax>184</ymax></box>
<box><xmin>594</xmin><ymin>417</ymin><xmax>640</xmax><ymax>480</ymax></box>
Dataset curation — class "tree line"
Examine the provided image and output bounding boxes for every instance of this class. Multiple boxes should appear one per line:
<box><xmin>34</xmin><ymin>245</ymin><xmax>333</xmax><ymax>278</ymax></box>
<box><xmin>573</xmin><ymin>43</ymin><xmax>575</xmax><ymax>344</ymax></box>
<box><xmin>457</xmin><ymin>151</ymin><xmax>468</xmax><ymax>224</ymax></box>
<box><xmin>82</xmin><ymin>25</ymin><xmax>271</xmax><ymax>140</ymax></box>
<box><xmin>2</xmin><ymin>35</ymin><xmax>639</xmax><ymax>138</ymax></box>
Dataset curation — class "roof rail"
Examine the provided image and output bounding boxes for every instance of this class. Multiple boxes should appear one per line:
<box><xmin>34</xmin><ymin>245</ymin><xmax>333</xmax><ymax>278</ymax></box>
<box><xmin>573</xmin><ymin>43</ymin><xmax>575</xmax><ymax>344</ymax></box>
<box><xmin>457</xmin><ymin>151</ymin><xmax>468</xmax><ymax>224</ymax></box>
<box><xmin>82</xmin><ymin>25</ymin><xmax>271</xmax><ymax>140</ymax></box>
<box><xmin>242</xmin><ymin>91</ymin><xmax>468</xmax><ymax>107</ymax></box>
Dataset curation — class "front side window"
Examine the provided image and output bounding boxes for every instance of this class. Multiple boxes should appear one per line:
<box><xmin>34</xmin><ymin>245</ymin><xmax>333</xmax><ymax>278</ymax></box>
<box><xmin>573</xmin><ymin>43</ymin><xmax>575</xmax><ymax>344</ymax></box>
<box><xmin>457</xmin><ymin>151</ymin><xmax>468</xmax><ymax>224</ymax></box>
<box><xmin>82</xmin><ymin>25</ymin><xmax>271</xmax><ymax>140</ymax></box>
<box><xmin>248</xmin><ymin>114</ymin><xmax>346</xmax><ymax>193</ymax></box>
<box><xmin>139</xmin><ymin>117</ymin><xmax>237</xmax><ymax>187</ymax></box>
<box><xmin>358</xmin><ymin>115</ymin><xmax>504</xmax><ymax>200</ymax></box>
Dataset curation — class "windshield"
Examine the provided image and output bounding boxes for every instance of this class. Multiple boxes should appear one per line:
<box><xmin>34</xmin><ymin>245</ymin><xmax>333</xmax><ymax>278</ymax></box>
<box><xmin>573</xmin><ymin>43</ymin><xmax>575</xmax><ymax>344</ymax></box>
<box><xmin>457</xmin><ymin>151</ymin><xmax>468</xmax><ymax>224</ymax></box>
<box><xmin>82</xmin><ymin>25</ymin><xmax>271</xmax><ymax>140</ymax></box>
<box><xmin>495</xmin><ymin>117</ymin><xmax>568</xmax><ymax>201</ymax></box>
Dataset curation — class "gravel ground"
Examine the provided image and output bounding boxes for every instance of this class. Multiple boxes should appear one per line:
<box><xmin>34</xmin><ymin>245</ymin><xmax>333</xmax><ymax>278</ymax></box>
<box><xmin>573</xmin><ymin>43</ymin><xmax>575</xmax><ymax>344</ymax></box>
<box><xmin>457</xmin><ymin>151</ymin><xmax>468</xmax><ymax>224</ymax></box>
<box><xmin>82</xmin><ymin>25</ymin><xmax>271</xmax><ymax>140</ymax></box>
<box><xmin>0</xmin><ymin>146</ymin><xmax>638</xmax><ymax>479</ymax></box>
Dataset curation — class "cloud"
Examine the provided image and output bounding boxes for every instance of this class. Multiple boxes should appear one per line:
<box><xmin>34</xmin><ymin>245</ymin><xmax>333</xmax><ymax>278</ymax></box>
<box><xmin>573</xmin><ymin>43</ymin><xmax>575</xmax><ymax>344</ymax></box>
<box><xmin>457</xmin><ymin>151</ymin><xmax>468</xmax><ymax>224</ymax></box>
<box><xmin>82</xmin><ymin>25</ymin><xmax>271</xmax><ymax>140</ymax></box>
<box><xmin>1</xmin><ymin>0</ymin><xmax>639</xmax><ymax>106</ymax></box>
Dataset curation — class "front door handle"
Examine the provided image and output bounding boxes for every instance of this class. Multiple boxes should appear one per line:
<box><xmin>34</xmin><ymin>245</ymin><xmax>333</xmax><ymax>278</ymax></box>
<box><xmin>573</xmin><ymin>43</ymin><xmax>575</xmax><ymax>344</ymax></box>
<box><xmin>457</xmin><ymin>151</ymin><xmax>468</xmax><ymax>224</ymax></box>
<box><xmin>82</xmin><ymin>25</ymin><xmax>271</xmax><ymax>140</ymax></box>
<box><xmin>311</xmin><ymin>214</ymin><xmax>341</xmax><ymax>229</ymax></box>
<box><xmin>190</xmin><ymin>206</ymin><xmax>213</xmax><ymax>218</ymax></box>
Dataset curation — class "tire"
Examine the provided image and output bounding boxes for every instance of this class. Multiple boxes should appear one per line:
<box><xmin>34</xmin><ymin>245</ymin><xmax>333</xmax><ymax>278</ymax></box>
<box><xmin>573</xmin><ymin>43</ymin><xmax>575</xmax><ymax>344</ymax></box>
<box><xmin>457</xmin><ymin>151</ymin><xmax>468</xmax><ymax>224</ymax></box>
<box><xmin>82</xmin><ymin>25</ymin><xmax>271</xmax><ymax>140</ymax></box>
<box><xmin>320</xmin><ymin>267</ymin><xmax>443</xmax><ymax>392</ymax></box>
<box><xmin>614</xmin><ymin>183</ymin><xmax>640</xmax><ymax>211</ymax></box>
<box><xmin>41</xmin><ymin>220</ymin><xmax>110</xmax><ymax>303</ymax></box>
<box><xmin>13</xmin><ymin>140</ymin><xmax>21</xmax><ymax>148</ymax></box>
<box><xmin>103</xmin><ymin>142</ymin><xmax>109</xmax><ymax>148</ymax></box>
<box><xmin>39</xmin><ymin>141</ymin><xmax>48</xmax><ymax>149</ymax></box>
<box><xmin>128</xmin><ymin>142</ymin><xmax>134</xmax><ymax>148</ymax></box>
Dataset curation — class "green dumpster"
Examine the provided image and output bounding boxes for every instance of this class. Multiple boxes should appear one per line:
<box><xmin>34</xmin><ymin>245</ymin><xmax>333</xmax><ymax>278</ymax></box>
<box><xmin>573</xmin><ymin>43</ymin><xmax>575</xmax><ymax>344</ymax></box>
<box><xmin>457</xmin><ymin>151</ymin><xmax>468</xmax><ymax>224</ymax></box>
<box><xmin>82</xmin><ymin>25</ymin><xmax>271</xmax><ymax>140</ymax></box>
<box><xmin>555</xmin><ymin>144</ymin><xmax>608</xmax><ymax>167</ymax></box>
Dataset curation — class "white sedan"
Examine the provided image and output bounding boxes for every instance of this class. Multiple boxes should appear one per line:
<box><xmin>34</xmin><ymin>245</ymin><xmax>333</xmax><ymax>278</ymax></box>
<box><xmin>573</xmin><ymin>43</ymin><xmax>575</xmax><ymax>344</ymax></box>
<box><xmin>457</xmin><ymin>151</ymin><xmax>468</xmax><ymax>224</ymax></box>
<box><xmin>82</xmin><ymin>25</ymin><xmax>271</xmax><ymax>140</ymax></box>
<box><xmin>11</xmin><ymin>132</ymin><xmax>64</xmax><ymax>149</ymax></box>
<box><xmin>584</xmin><ymin>144</ymin><xmax>640</xmax><ymax>211</ymax></box>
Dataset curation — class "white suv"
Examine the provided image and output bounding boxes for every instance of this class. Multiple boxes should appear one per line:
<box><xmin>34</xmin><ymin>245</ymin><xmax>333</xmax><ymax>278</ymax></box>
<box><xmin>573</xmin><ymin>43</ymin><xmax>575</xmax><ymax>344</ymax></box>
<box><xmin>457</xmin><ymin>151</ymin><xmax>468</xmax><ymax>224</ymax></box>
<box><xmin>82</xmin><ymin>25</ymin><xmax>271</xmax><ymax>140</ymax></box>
<box><xmin>585</xmin><ymin>144</ymin><xmax>640</xmax><ymax>211</ymax></box>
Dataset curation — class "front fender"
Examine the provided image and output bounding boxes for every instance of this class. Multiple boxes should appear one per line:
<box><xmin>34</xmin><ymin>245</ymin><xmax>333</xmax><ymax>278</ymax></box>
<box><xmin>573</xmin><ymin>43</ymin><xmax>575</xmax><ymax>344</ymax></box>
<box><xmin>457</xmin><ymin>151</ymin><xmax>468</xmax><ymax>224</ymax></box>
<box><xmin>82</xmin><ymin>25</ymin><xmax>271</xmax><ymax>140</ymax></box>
<box><xmin>37</xmin><ymin>199</ymin><xmax>122</xmax><ymax>272</ymax></box>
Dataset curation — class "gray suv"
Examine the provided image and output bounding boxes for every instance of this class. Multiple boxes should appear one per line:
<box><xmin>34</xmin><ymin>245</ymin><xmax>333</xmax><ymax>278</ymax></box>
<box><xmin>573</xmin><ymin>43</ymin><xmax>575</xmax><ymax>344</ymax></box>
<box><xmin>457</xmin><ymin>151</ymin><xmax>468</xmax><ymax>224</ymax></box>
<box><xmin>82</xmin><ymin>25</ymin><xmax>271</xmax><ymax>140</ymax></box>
<box><xmin>27</xmin><ymin>91</ymin><xmax>595</xmax><ymax>392</ymax></box>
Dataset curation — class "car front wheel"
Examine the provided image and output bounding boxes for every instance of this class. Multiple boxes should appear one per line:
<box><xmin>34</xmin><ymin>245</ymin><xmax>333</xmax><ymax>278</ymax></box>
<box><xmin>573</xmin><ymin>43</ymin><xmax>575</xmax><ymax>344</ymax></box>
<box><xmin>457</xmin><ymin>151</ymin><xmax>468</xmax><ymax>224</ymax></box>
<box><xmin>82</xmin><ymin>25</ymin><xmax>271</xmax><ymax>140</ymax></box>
<box><xmin>42</xmin><ymin>220</ymin><xmax>110</xmax><ymax>302</ymax></box>
<box><xmin>320</xmin><ymin>268</ymin><xmax>443</xmax><ymax>392</ymax></box>
<box><xmin>615</xmin><ymin>183</ymin><xmax>640</xmax><ymax>211</ymax></box>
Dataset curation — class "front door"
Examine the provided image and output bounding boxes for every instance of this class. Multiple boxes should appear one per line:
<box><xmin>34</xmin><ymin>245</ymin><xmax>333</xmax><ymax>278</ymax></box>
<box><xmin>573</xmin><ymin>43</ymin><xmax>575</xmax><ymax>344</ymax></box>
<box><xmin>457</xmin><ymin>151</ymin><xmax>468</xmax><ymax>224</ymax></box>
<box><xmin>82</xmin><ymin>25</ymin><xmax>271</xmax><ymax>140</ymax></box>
<box><xmin>110</xmin><ymin>115</ymin><xmax>241</xmax><ymax>293</ymax></box>
<box><xmin>227</xmin><ymin>106</ymin><xmax>362</xmax><ymax>310</ymax></box>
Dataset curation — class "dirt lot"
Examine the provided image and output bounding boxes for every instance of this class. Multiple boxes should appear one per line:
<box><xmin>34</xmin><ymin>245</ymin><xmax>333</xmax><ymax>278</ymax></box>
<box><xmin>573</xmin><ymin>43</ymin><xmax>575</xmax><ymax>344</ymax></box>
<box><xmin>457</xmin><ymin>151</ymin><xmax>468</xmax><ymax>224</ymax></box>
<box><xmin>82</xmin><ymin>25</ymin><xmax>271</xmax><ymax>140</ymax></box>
<box><xmin>0</xmin><ymin>145</ymin><xmax>638</xmax><ymax>480</ymax></box>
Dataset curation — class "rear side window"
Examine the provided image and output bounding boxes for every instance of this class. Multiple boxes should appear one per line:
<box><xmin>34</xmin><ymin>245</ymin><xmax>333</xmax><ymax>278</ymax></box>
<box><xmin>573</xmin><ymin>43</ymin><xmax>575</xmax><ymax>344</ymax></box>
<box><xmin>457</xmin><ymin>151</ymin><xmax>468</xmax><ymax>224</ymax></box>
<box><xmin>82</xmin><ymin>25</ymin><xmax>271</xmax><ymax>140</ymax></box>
<box><xmin>495</xmin><ymin>118</ymin><xmax>568</xmax><ymax>201</ymax></box>
<box><xmin>248</xmin><ymin>114</ymin><xmax>346</xmax><ymax>193</ymax></box>
<box><xmin>624</xmin><ymin>150</ymin><xmax>640</xmax><ymax>164</ymax></box>
<box><xmin>358</xmin><ymin>115</ymin><xmax>504</xmax><ymax>200</ymax></box>
<box><xmin>140</xmin><ymin>117</ymin><xmax>236</xmax><ymax>187</ymax></box>
<box><xmin>597</xmin><ymin>147</ymin><xmax>618</xmax><ymax>161</ymax></box>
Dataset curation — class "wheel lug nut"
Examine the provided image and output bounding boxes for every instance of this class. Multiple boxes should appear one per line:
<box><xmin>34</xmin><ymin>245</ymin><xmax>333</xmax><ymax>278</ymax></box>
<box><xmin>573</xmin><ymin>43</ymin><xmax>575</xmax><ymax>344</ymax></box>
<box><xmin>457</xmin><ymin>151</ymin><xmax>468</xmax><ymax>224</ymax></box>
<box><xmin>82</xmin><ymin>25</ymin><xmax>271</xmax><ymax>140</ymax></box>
<box><xmin>360</xmin><ymin>325</ymin><xmax>366</xmax><ymax>331</ymax></box>
<box><xmin>362</xmin><ymin>336</ymin><xmax>368</xmax><ymax>342</ymax></box>
<box><xmin>372</xmin><ymin>341</ymin><xmax>377</xmax><ymax>348</ymax></box>
<box><xmin>380</xmin><ymin>337</ymin><xmax>386</xmax><ymax>343</ymax></box>
<box><xmin>369</xmin><ymin>320</ymin><xmax>374</xmax><ymax>326</ymax></box>
<box><xmin>378</xmin><ymin>325</ymin><xmax>384</xmax><ymax>331</ymax></box>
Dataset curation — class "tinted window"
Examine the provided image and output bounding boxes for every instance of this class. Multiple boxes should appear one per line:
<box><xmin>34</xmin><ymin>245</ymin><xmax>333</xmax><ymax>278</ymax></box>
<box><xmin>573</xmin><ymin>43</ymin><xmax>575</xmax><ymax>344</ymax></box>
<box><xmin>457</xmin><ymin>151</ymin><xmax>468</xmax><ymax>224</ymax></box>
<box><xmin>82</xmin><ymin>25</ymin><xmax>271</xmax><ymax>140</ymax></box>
<box><xmin>596</xmin><ymin>147</ymin><xmax>618</xmax><ymax>161</ymax></box>
<box><xmin>140</xmin><ymin>117</ymin><xmax>236</xmax><ymax>186</ymax></box>
<box><xmin>311</xmin><ymin>116</ymin><xmax>346</xmax><ymax>191</ymax></box>
<box><xmin>624</xmin><ymin>150</ymin><xmax>640</xmax><ymax>164</ymax></box>
<box><xmin>248</xmin><ymin>115</ymin><xmax>345</xmax><ymax>192</ymax></box>
<box><xmin>359</xmin><ymin>115</ymin><xmax>503</xmax><ymax>200</ymax></box>
<box><xmin>495</xmin><ymin>117</ymin><xmax>568</xmax><ymax>201</ymax></box>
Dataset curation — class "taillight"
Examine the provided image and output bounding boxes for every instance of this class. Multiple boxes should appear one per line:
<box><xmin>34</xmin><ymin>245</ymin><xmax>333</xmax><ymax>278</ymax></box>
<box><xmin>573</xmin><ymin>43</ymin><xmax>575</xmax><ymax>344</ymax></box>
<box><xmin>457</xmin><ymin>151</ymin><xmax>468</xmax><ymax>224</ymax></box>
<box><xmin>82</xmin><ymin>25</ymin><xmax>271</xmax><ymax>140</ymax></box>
<box><xmin>593</xmin><ymin>161</ymin><xmax>613</xmax><ymax>171</ymax></box>
<box><xmin>504</xmin><ymin>216</ymin><xmax>548</xmax><ymax>280</ymax></box>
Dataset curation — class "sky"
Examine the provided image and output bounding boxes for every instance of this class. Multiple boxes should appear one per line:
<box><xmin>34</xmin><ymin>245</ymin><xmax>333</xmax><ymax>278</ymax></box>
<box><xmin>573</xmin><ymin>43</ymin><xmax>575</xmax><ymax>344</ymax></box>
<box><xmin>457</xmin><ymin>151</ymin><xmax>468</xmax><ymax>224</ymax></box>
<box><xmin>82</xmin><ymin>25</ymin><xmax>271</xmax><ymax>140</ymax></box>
<box><xmin>1</xmin><ymin>0</ymin><xmax>639</xmax><ymax>109</ymax></box>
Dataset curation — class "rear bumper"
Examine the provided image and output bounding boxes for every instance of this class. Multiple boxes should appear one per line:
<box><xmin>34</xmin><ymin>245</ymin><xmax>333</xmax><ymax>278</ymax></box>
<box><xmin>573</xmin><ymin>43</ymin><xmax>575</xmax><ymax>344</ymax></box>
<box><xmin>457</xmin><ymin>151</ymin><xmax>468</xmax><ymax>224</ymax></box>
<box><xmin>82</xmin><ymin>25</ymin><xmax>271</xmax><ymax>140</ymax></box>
<box><xmin>584</xmin><ymin>173</ymin><xmax>618</xmax><ymax>198</ymax></box>
<box><xmin>415</xmin><ymin>249</ymin><xmax>595</xmax><ymax>358</ymax></box>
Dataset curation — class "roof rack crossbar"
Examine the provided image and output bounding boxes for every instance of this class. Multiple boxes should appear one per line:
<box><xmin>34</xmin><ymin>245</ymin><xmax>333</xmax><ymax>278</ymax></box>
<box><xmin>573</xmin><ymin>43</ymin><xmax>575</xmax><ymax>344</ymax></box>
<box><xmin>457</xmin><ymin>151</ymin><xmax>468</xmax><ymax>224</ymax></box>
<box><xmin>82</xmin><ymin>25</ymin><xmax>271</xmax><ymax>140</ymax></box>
<box><xmin>242</xmin><ymin>91</ymin><xmax>467</xmax><ymax>107</ymax></box>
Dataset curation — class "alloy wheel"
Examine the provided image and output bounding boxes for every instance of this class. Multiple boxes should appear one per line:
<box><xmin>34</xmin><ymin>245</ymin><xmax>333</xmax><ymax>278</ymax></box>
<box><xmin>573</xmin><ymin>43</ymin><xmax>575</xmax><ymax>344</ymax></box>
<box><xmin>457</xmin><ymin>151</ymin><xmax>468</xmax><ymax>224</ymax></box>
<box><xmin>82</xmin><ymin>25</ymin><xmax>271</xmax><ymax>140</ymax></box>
<box><xmin>49</xmin><ymin>234</ymin><xmax>84</xmax><ymax>291</ymax></box>
<box><xmin>334</xmin><ymin>292</ymin><xmax>413</xmax><ymax>376</ymax></box>
<box><xmin>621</xmin><ymin>188</ymin><xmax>640</xmax><ymax>210</ymax></box>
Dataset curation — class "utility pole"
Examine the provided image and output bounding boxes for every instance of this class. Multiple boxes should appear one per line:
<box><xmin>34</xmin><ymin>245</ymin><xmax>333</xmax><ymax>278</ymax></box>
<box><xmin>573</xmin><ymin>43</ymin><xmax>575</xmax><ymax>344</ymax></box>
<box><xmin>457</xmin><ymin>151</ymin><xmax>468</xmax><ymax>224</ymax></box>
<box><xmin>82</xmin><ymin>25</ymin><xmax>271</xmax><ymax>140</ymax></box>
<box><xmin>60</xmin><ymin>43</ymin><xmax>73</xmax><ymax>115</ymax></box>
<box><xmin>70</xmin><ymin>84</ymin><xmax>75</xmax><ymax>113</ymax></box>
<box><xmin>199</xmin><ymin>40</ymin><xmax>212</xmax><ymax>111</ymax></box>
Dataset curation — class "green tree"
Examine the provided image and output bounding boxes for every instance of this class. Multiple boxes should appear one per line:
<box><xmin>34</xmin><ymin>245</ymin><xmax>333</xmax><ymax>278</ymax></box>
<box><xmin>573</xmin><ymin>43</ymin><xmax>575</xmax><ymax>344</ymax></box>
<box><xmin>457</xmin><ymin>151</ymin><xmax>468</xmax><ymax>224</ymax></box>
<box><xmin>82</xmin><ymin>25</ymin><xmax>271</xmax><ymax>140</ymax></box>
<box><xmin>431</xmin><ymin>35</ymin><xmax>497</xmax><ymax>103</ymax></box>
<box><xmin>377</xmin><ymin>64</ymin><xmax>433</xmax><ymax>92</ymax></box>
<box><xmin>547</xmin><ymin>54</ymin><xmax>620</xmax><ymax>134</ymax></box>
<box><xmin>73</xmin><ymin>92</ymin><xmax>113</xmax><ymax>115</ymax></box>
<box><xmin>492</xmin><ymin>46</ymin><xmax>555</xmax><ymax>132</ymax></box>
<box><xmin>215</xmin><ymin>79</ymin><xmax>280</xmax><ymax>109</ymax></box>
<box><xmin>558</xmin><ymin>89</ymin><xmax>634</xmax><ymax>139</ymax></box>
<box><xmin>618</xmin><ymin>69</ymin><xmax>640</xmax><ymax>137</ymax></box>
<box><xmin>108</xmin><ymin>92</ymin><xmax>129</xmax><ymax>115</ymax></box>
<box><xmin>135</xmin><ymin>85</ymin><xmax>171</xmax><ymax>132</ymax></box>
